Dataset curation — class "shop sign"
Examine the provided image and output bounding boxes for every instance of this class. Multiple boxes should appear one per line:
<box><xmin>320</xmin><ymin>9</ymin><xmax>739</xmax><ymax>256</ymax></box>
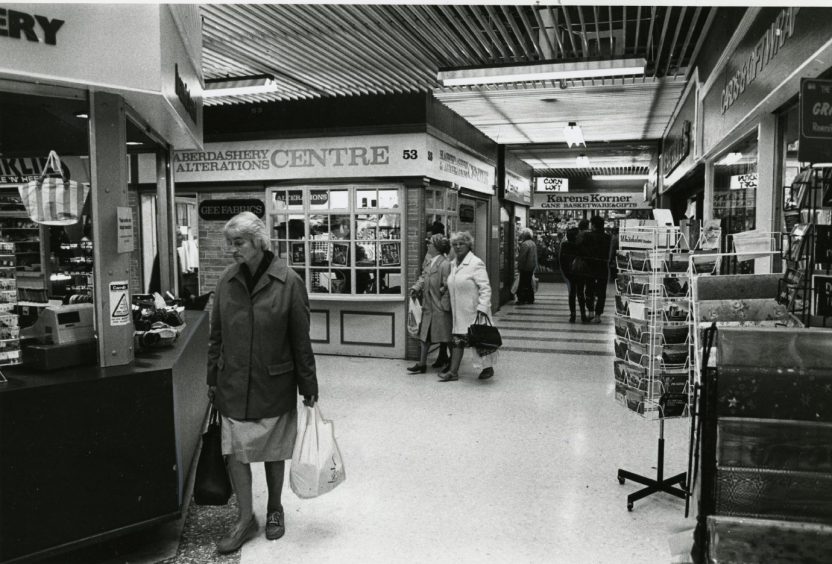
<box><xmin>198</xmin><ymin>199</ymin><xmax>265</xmax><ymax>221</ymax></box>
<box><xmin>662</xmin><ymin>120</ymin><xmax>691</xmax><ymax>177</ymax></box>
<box><xmin>116</xmin><ymin>207</ymin><xmax>134</xmax><ymax>253</ymax></box>
<box><xmin>535</xmin><ymin>177</ymin><xmax>569</xmax><ymax>192</ymax></box>
<box><xmin>0</xmin><ymin>6</ymin><xmax>64</xmax><ymax>45</ymax></box>
<box><xmin>799</xmin><ymin>78</ymin><xmax>832</xmax><ymax>163</ymax></box>
<box><xmin>814</xmin><ymin>275</ymin><xmax>832</xmax><ymax>317</ymax></box>
<box><xmin>504</xmin><ymin>171</ymin><xmax>531</xmax><ymax>205</ymax></box>
<box><xmin>427</xmin><ymin>137</ymin><xmax>495</xmax><ymax>195</ymax></box>
<box><xmin>531</xmin><ymin>192</ymin><xmax>651</xmax><ymax>211</ymax></box>
<box><xmin>730</xmin><ymin>173</ymin><xmax>758</xmax><ymax>190</ymax></box>
<box><xmin>720</xmin><ymin>8</ymin><xmax>797</xmax><ymax>115</ymax></box>
<box><xmin>0</xmin><ymin>155</ymin><xmax>87</xmax><ymax>185</ymax></box>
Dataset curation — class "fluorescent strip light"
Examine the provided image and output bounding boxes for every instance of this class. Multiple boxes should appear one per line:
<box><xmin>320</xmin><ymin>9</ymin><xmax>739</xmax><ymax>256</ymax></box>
<box><xmin>593</xmin><ymin>174</ymin><xmax>649</xmax><ymax>180</ymax></box>
<box><xmin>563</xmin><ymin>122</ymin><xmax>585</xmax><ymax>148</ymax></box>
<box><xmin>203</xmin><ymin>75</ymin><xmax>278</xmax><ymax>98</ymax></box>
<box><xmin>438</xmin><ymin>58</ymin><xmax>646</xmax><ymax>87</ymax></box>
<box><xmin>576</xmin><ymin>154</ymin><xmax>591</xmax><ymax>167</ymax></box>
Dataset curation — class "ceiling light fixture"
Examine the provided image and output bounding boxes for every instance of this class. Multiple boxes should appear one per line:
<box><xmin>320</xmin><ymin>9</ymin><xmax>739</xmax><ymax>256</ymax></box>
<box><xmin>576</xmin><ymin>154</ymin><xmax>591</xmax><ymax>167</ymax></box>
<box><xmin>126</xmin><ymin>141</ymin><xmax>143</xmax><ymax>146</ymax></box>
<box><xmin>563</xmin><ymin>122</ymin><xmax>585</xmax><ymax>148</ymax></box>
<box><xmin>203</xmin><ymin>75</ymin><xmax>279</xmax><ymax>98</ymax></box>
<box><xmin>716</xmin><ymin>152</ymin><xmax>743</xmax><ymax>166</ymax></box>
<box><xmin>438</xmin><ymin>58</ymin><xmax>646</xmax><ymax>87</ymax></box>
<box><xmin>593</xmin><ymin>174</ymin><xmax>650</xmax><ymax>181</ymax></box>
<box><xmin>74</xmin><ymin>111</ymin><xmax>89</xmax><ymax>119</ymax></box>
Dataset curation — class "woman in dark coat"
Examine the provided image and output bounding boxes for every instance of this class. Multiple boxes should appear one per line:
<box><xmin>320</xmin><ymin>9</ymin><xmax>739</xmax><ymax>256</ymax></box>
<box><xmin>207</xmin><ymin>211</ymin><xmax>318</xmax><ymax>553</ymax></box>
<box><xmin>558</xmin><ymin>227</ymin><xmax>585</xmax><ymax>323</ymax></box>
<box><xmin>408</xmin><ymin>233</ymin><xmax>452</xmax><ymax>373</ymax></box>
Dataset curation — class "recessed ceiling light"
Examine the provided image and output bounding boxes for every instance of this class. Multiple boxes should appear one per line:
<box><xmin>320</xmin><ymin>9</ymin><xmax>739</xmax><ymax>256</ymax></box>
<box><xmin>593</xmin><ymin>174</ymin><xmax>649</xmax><ymax>180</ymax></box>
<box><xmin>126</xmin><ymin>141</ymin><xmax>143</xmax><ymax>146</ymax></box>
<box><xmin>74</xmin><ymin>111</ymin><xmax>89</xmax><ymax>119</ymax></box>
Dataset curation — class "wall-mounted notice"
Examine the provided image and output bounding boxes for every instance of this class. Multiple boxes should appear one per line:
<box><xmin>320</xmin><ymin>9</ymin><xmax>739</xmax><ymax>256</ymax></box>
<box><xmin>535</xmin><ymin>177</ymin><xmax>569</xmax><ymax>192</ymax></box>
<box><xmin>117</xmin><ymin>207</ymin><xmax>134</xmax><ymax>253</ymax></box>
<box><xmin>109</xmin><ymin>281</ymin><xmax>130</xmax><ymax>327</ymax></box>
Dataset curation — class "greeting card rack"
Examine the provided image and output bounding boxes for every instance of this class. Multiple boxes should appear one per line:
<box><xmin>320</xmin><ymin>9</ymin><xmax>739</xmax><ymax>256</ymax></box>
<box><xmin>613</xmin><ymin>224</ymin><xmax>693</xmax><ymax>511</ymax></box>
<box><xmin>0</xmin><ymin>242</ymin><xmax>22</xmax><ymax>383</ymax></box>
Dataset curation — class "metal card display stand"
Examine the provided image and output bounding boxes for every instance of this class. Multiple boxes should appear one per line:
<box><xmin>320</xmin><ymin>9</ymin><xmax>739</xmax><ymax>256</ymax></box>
<box><xmin>613</xmin><ymin>224</ymin><xmax>692</xmax><ymax>511</ymax></box>
<box><xmin>0</xmin><ymin>241</ymin><xmax>22</xmax><ymax>383</ymax></box>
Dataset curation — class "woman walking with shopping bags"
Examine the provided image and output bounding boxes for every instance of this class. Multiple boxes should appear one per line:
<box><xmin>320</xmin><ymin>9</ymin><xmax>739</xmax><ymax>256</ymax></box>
<box><xmin>439</xmin><ymin>231</ymin><xmax>494</xmax><ymax>382</ymax></box>
<box><xmin>207</xmin><ymin>211</ymin><xmax>319</xmax><ymax>554</ymax></box>
<box><xmin>408</xmin><ymin>234</ymin><xmax>453</xmax><ymax>373</ymax></box>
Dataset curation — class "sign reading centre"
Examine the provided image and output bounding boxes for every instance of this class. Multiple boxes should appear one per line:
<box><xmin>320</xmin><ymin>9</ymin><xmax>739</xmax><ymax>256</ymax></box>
<box><xmin>532</xmin><ymin>192</ymin><xmax>651</xmax><ymax>211</ymax></box>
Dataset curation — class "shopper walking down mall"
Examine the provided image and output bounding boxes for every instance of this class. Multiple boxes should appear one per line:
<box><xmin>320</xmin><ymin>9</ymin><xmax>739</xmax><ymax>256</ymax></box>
<box><xmin>558</xmin><ymin>227</ymin><xmax>583</xmax><ymax>323</ymax></box>
<box><xmin>440</xmin><ymin>231</ymin><xmax>494</xmax><ymax>382</ymax></box>
<box><xmin>515</xmin><ymin>227</ymin><xmax>538</xmax><ymax>305</ymax></box>
<box><xmin>578</xmin><ymin>215</ymin><xmax>613</xmax><ymax>324</ymax></box>
<box><xmin>408</xmin><ymin>233</ymin><xmax>453</xmax><ymax>374</ymax></box>
<box><xmin>207</xmin><ymin>211</ymin><xmax>319</xmax><ymax>554</ymax></box>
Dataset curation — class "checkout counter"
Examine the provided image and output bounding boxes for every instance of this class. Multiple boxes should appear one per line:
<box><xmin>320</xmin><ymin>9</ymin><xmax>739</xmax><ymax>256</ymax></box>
<box><xmin>0</xmin><ymin>310</ymin><xmax>209</xmax><ymax>563</ymax></box>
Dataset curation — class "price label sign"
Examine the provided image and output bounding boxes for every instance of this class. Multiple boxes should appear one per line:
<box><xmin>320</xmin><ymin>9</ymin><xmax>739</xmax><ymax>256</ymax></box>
<box><xmin>109</xmin><ymin>281</ymin><xmax>130</xmax><ymax>327</ymax></box>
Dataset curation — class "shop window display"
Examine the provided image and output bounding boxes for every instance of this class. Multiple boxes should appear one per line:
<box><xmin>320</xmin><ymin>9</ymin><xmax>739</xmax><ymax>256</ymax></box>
<box><xmin>424</xmin><ymin>186</ymin><xmax>458</xmax><ymax>237</ymax></box>
<box><xmin>268</xmin><ymin>185</ymin><xmax>403</xmax><ymax>295</ymax></box>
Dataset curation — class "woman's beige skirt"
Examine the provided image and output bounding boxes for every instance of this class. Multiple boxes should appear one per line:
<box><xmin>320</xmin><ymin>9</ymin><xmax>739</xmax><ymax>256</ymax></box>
<box><xmin>221</xmin><ymin>409</ymin><xmax>298</xmax><ymax>463</ymax></box>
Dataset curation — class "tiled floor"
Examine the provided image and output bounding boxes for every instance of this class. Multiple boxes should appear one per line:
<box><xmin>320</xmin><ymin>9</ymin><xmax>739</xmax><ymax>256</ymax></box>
<box><xmin>55</xmin><ymin>282</ymin><xmax>696</xmax><ymax>563</ymax></box>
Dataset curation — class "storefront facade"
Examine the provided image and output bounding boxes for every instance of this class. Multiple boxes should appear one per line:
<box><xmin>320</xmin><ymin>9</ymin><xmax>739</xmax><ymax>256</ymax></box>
<box><xmin>498</xmin><ymin>150</ymin><xmax>532</xmax><ymax>303</ymax></box>
<box><xmin>168</xmin><ymin>132</ymin><xmax>497</xmax><ymax>359</ymax></box>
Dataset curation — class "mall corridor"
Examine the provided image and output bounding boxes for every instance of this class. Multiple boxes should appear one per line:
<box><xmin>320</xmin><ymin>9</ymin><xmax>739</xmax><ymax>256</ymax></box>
<box><xmin>74</xmin><ymin>282</ymin><xmax>695</xmax><ymax>564</ymax></box>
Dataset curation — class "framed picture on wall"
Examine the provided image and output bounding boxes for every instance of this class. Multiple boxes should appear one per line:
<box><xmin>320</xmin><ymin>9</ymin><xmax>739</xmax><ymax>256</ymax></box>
<box><xmin>379</xmin><ymin>242</ymin><xmax>400</xmax><ymax>266</ymax></box>
<box><xmin>290</xmin><ymin>242</ymin><xmax>305</xmax><ymax>265</ymax></box>
<box><xmin>331</xmin><ymin>242</ymin><xmax>349</xmax><ymax>266</ymax></box>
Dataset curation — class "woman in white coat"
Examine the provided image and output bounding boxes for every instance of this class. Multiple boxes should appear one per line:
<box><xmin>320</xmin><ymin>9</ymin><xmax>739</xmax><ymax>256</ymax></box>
<box><xmin>439</xmin><ymin>231</ymin><xmax>494</xmax><ymax>382</ymax></box>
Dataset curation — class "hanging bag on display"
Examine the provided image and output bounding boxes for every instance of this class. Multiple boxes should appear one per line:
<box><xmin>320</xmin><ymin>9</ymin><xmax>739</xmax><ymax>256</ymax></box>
<box><xmin>407</xmin><ymin>296</ymin><xmax>422</xmax><ymax>337</ymax></box>
<box><xmin>290</xmin><ymin>404</ymin><xmax>346</xmax><ymax>499</ymax></box>
<box><xmin>18</xmin><ymin>150</ymin><xmax>90</xmax><ymax>225</ymax></box>
<box><xmin>193</xmin><ymin>405</ymin><xmax>232</xmax><ymax>505</ymax></box>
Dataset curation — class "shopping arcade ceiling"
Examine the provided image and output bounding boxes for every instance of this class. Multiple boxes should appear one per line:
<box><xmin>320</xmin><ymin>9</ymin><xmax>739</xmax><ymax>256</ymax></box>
<box><xmin>200</xmin><ymin>4</ymin><xmax>719</xmax><ymax>178</ymax></box>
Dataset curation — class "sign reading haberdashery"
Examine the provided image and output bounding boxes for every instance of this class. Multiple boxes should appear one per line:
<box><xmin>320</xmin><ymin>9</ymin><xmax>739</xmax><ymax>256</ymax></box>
<box><xmin>532</xmin><ymin>192</ymin><xmax>651</xmax><ymax>210</ymax></box>
<box><xmin>799</xmin><ymin>78</ymin><xmax>832</xmax><ymax>163</ymax></box>
<box><xmin>172</xmin><ymin>134</ymin><xmax>496</xmax><ymax>194</ymax></box>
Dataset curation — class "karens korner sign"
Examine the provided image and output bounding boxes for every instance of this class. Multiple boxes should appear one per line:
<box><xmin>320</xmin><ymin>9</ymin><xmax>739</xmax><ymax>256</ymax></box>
<box><xmin>532</xmin><ymin>192</ymin><xmax>651</xmax><ymax>210</ymax></box>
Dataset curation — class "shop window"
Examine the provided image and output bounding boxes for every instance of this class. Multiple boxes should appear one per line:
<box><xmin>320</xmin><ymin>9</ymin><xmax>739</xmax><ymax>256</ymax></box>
<box><xmin>268</xmin><ymin>185</ymin><xmax>403</xmax><ymax>295</ymax></box>
<box><xmin>713</xmin><ymin>130</ymin><xmax>759</xmax><ymax>272</ymax></box>
<box><xmin>424</xmin><ymin>186</ymin><xmax>458</xmax><ymax>237</ymax></box>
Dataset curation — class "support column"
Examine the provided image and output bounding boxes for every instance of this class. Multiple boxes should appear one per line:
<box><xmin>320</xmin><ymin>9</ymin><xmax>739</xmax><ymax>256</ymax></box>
<box><xmin>156</xmin><ymin>147</ymin><xmax>177</xmax><ymax>295</ymax></box>
<box><xmin>703</xmin><ymin>160</ymin><xmax>715</xmax><ymax>222</ymax></box>
<box><xmin>89</xmin><ymin>92</ymin><xmax>133</xmax><ymax>367</ymax></box>
<box><xmin>756</xmin><ymin>115</ymin><xmax>777</xmax><ymax>273</ymax></box>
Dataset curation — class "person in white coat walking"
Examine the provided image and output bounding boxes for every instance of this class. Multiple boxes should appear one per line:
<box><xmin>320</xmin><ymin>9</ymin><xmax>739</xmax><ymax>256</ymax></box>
<box><xmin>439</xmin><ymin>231</ymin><xmax>494</xmax><ymax>382</ymax></box>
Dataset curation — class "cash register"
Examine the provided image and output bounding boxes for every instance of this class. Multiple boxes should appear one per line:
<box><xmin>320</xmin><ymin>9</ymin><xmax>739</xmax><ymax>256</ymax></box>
<box><xmin>21</xmin><ymin>303</ymin><xmax>97</xmax><ymax>370</ymax></box>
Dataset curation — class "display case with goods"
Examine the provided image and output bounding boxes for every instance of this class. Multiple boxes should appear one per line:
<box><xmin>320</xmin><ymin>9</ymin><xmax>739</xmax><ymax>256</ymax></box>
<box><xmin>612</xmin><ymin>221</ymin><xmax>692</xmax><ymax>511</ymax></box>
<box><xmin>0</xmin><ymin>242</ymin><xmax>22</xmax><ymax>382</ymax></box>
<box><xmin>0</xmin><ymin>188</ymin><xmax>48</xmax><ymax>303</ymax></box>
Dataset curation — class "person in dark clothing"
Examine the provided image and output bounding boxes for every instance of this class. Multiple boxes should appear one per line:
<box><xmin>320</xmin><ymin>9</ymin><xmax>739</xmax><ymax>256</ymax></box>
<box><xmin>558</xmin><ymin>227</ymin><xmax>584</xmax><ymax>323</ymax></box>
<box><xmin>578</xmin><ymin>216</ymin><xmax>613</xmax><ymax>323</ymax></box>
<box><xmin>516</xmin><ymin>228</ymin><xmax>538</xmax><ymax>305</ymax></box>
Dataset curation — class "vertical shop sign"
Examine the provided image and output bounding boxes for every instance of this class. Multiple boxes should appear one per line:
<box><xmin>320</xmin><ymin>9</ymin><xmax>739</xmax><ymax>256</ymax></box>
<box><xmin>799</xmin><ymin>78</ymin><xmax>832</xmax><ymax>163</ymax></box>
<box><xmin>109</xmin><ymin>281</ymin><xmax>130</xmax><ymax>326</ymax></box>
<box><xmin>116</xmin><ymin>207</ymin><xmax>134</xmax><ymax>253</ymax></box>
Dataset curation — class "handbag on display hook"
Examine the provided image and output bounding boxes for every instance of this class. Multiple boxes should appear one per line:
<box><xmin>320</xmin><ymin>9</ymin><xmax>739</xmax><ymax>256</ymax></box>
<box><xmin>18</xmin><ymin>150</ymin><xmax>90</xmax><ymax>226</ymax></box>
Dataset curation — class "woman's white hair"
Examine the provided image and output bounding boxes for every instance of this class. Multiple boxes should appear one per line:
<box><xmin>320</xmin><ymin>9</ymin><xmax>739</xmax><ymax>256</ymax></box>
<box><xmin>223</xmin><ymin>211</ymin><xmax>270</xmax><ymax>250</ymax></box>
<box><xmin>520</xmin><ymin>227</ymin><xmax>534</xmax><ymax>240</ymax></box>
<box><xmin>449</xmin><ymin>230</ymin><xmax>474</xmax><ymax>247</ymax></box>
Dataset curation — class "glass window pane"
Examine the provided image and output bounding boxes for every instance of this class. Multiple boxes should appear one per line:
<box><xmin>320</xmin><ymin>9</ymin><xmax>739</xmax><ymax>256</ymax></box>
<box><xmin>329</xmin><ymin>269</ymin><xmax>349</xmax><ymax>294</ymax></box>
<box><xmin>356</xmin><ymin>215</ymin><xmax>378</xmax><ymax>239</ymax></box>
<box><xmin>279</xmin><ymin>190</ymin><xmax>302</xmax><ymax>211</ymax></box>
<box><xmin>378</xmin><ymin>214</ymin><xmax>400</xmax><ymax>239</ymax></box>
<box><xmin>447</xmin><ymin>191</ymin><xmax>458</xmax><ymax>211</ymax></box>
<box><xmin>310</xmin><ymin>269</ymin><xmax>330</xmax><ymax>293</ymax></box>
<box><xmin>379</xmin><ymin>268</ymin><xmax>402</xmax><ymax>294</ymax></box>
<box><xmin>330</xmin><ymin>189</ymin><xmax>348</xmax><ymax>209</ymax></box>
<box><xmin>355</xmin><ymin>242</ymin><xmax>376</xmax><ymax>266</ymax></box>
<box><xmin>425</xmin><ymin>190</ymin><xmax>435</xmax><ymax>210</ymax></box>
<box><xmin>292</xmin><ymin>268</ymin><xmax>305</xmax><ymax>284</ymax></box>
<box><xmin>309</xmin><ymin>241</ymin><xmax>330</xmax><ymax>266</ymax></box>
<box><xmin>331</xmin><ymin>214</ymin><xmax>351</xmax><ymax>240</ymax></box>
<box><xmin>272</xmin><ymin>191</ymin><xmax>289</xmax><ymax>212</ymax></box>
<box><xmin>356</xmin><ymin>189</ymin><xmax>376</xmax><ymax>209</ymax></box>
<box><xmin>288</xmin><ymin>242</ymin><xmax>305</xmax><ymax>265</ymax></box>
<box><xmin>330</xmin><ymin>241</ymin><xmax>350</xmax><ymax>267</ymax></box>
<box><xmin>378</xmin><ymin>241</ymin><xmax>400</xmax><ymax>267</ymax></box>
<box><xmin>310</xmin><ymin>189</ymin><xmax>329</xmax><ymax>210</ymax></box>
<box><xmin>287</xmin><ymin>214</ymin><xmax>305</xmax><ymax>240</ymax></box>
<box><xmin>355</xmin><ymin>269</ymin><xmax>376</xmax><ymax>294</ymax></box>
<box><xmin>272</xmin><ymin>214</ymin><xmax>288</xmax><ymax>239</ymax></box>
<box><xmin>309</xmin><ymin>214</ymin><xmax>329</xmax><ymax>238</ymax></box>
<box><xmin>378</xmin><ymin>189</ymin><xmax>398</xmax><ymax>209</ymax></box>
<box><xmin>275</xmin><ymin>241</ymin><xmax>289</xmax><ymax>261</ymax></box>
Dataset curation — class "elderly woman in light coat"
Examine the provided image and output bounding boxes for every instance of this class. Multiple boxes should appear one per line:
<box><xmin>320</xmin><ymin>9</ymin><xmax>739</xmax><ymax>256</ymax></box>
<box><xmin>207</xmin><ymin>211</ymin><xmax>318</xmax><ymax>554</ymax></box>
<box><xmin>439</xmin><ymin>231</ymin><xmax>494</xmax><ymax>382</ymax></box>
<box><xmin>408</xmin><ymin>233</ymin><xmax>452</xmax><ymax>373</ymax></box>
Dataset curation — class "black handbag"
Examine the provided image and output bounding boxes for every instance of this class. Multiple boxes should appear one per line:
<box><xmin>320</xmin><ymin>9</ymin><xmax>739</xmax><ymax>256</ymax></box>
<box><xmin>193</xmin><ymin>406</ymin><xmax>232</xmax><ymax>505</ymax></box>
<box><xmin>466</xmin><ymin>312</ymin><xmax>502</xmax><ymax>352</ymax></box>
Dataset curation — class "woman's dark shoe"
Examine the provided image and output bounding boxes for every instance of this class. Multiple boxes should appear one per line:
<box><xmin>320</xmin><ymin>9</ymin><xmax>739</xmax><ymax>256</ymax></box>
<box><xmin>437</xmin><ymin>372</ymin><xmax>459</xmax><ymax>382</ymax></box>
<box><xmin>217</xmin><ymin>517</ymin><xmax>258</xmax><ymax>554</ymax></box>
<box><xmin>478</xmin><ymin>367</ymin><xmax>494</xmax><ymax>380</ymax></box>
<box><xmin>407</xmin><ymin>364</ymin><xmax>427</xmax><ymax>373</ymax></box>
<box><xmin>569</xmin><ymin>314</ymin><xmax>576</xmax><ymax>323</ymax></box>
<box><xmin>431</xmin><ymin>357</ymin><xmax>449</xmax><ymax>368</ymax></box>
<box><xmin>265</xmin><ymin>508</ymin><xmax>285</xmax><ymax>540</ymax></box>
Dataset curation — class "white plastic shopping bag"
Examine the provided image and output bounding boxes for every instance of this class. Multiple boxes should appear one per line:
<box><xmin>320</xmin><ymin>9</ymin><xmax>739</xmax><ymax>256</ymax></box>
<box><xmin>407</xmin><ymin>297</ymin><xmax>422</xmax><ymax>337</ymax></box>
<box><xmin>290</xmin><ymin>404</ymin><xmax>346</xmax><ymax>499</ymax></box>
